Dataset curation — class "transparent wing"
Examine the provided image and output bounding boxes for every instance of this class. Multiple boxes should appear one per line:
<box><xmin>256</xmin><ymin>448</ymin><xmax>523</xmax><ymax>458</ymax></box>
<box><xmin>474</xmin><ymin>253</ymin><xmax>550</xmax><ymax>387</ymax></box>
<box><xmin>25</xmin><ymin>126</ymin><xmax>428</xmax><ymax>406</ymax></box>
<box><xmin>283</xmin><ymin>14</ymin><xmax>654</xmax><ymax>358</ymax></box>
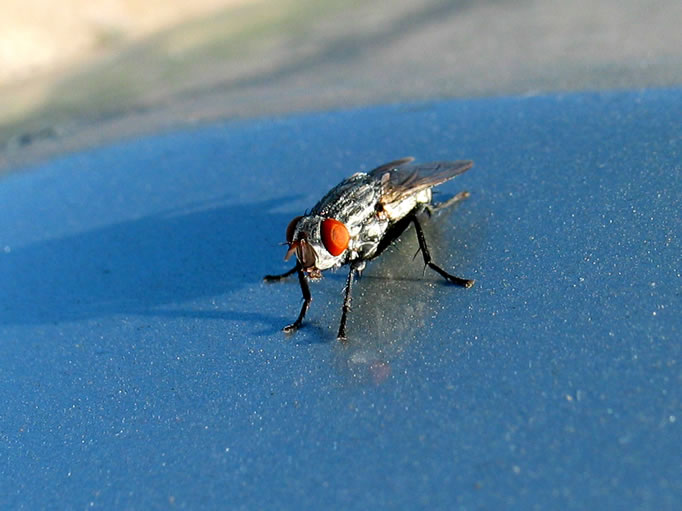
<box><xmin>367</xmin><ymin>157</ymin><xmax>415</xmax><ymax>177</ymax></box>
<box><xmin>376</xmin><ymin>160</ymin><xmax>473</xmax><ymax>204</ymax></box>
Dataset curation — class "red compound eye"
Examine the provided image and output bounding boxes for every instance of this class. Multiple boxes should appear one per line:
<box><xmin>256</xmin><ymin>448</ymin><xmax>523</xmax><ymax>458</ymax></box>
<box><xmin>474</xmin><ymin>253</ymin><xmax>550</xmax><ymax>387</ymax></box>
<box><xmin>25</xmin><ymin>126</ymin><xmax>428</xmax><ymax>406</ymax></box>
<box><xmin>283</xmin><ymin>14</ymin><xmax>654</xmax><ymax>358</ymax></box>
<box><xmin>321</xmin><ymin>218</ymin><xmax>349</xmax><ymax>256</ymax></box>
<box><xmin>286</xmin><ymin>216</ymin><xmax>303</xmax><ymax>242</ymax></box>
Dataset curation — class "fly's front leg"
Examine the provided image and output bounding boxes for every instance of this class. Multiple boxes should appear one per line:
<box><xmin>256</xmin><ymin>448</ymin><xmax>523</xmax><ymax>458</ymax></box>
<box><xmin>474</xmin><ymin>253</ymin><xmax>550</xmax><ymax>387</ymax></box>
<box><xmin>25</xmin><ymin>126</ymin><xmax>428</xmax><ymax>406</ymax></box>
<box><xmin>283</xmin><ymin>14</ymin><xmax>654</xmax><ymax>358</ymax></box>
<box><xmin>263</xmin><ymin>265</ymin><xmax>298</xmax><ymax>282</ymax></box>
<box><xmin>283</xmin><ymin>266</ymin><xmax>312</xmax><ymax>333</ymax></box>
<box><xmin>411</xmin><ymin>216</ymin><xmax>475</xmax><ymax>288</ymax></box>
<box><xmin>337</xmin><ymin>263</ymin><xmax>361</xmax><ymax>341</ymax></box>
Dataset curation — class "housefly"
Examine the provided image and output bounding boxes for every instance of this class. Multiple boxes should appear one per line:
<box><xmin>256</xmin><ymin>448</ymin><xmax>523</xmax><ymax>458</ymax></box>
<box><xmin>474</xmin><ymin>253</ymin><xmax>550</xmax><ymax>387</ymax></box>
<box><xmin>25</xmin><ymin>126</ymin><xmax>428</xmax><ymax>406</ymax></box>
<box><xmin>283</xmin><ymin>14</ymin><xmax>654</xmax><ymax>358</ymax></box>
<box><xmin>264</xmin><ymin>157</ymin><xmax>475</xmax><ymax>340</ymax></box>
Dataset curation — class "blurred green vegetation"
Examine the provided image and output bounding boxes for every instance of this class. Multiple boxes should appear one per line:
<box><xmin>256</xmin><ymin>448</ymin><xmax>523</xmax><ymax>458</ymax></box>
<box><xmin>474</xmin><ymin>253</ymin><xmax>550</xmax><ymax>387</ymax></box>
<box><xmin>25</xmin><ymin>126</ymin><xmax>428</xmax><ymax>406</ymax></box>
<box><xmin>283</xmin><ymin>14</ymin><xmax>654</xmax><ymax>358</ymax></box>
<box><xmin>0</xmin><ymin>0</ymin><xmax>353</xmax><ymax>152</ymax></box>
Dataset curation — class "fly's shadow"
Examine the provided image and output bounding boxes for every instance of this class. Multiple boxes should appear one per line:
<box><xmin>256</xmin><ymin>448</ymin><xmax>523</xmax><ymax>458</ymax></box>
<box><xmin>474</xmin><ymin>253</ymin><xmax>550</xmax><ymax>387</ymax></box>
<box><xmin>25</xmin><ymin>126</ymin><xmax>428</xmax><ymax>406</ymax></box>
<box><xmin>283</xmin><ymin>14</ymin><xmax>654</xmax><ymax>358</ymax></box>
<box><xmin>0</xmin><ymin>196</ymin><xmax>300</xmax><ymax>328</ymax></box>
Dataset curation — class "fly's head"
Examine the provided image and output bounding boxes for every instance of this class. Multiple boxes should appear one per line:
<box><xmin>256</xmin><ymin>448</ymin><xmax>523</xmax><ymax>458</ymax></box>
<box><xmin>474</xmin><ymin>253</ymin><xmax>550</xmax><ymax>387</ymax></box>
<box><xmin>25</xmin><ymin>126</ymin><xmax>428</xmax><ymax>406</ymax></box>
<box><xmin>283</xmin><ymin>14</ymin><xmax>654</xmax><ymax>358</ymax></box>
<box><xmin>284</xmin><ymin>214</ymin><xmax>350</xmax><ymax>277</ymax></box>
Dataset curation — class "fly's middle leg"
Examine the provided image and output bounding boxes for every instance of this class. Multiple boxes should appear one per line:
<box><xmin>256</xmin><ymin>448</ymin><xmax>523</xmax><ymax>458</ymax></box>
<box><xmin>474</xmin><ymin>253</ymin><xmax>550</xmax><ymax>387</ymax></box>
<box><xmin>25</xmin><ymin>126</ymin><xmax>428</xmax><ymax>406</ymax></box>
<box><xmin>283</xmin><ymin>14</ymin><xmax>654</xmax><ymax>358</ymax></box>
<box><xmin>411</xmin><ymin>216</ymin><xmax>475</xmax><ymax>288</ymax></box>
<box><xmin>283</xmin><ymin>266</ymin><xmax>312</xmax><ymax>333</ymax></box>
<box><xmin>337</xmin><ymin>263</ymin><xmax>360</xmax><ymax>341</ymax></box>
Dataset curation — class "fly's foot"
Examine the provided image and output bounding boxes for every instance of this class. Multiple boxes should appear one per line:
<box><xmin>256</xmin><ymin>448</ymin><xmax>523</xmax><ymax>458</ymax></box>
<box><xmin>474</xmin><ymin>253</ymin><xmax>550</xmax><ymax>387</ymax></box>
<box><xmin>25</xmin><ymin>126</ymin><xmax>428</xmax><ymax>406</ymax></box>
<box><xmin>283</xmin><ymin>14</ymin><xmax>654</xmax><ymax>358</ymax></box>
<box><xmin>283</xmin><ymin>322</ymin><xmax>300</xmax><ymax>334</ymax></box>
<box><xmin>455</xmin><ymin>277</ymin><xmax>475</xmax><ymax>288</ymax></box>
<box><xmin>337</xmin><ymin>321</ymin><xmax>349</xmax><ymax>341</ymax></box>
<box><xmin>430</xmin><ymin>262</ymin><xmax>475</xmax><ymax>288</ymax></box>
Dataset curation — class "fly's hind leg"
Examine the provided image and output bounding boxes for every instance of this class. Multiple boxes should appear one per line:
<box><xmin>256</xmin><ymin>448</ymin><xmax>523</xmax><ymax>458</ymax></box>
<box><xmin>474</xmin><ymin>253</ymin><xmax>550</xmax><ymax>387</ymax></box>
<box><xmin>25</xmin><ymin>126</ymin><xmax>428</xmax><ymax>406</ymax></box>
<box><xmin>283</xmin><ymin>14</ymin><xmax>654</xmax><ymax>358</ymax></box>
<box><xmin>411</xmin><ymin>216</ymin><xmax>475</xmax><ymax>288</ymax></box>
<box><xmin>425</xmin><ymin>191</ymin><xmax>470</xmax><ymax>217</ymax></box>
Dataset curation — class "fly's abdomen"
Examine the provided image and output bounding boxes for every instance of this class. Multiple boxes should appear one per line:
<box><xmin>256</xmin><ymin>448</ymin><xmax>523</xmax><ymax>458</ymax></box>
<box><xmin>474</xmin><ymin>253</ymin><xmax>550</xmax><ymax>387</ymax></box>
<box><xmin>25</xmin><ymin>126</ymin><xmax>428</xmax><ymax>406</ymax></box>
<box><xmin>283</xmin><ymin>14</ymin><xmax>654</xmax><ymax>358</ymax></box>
<box><xmin>381</xmin><ymin>188</ymin><xmax>431</xmax><ymax>222</ymax></box>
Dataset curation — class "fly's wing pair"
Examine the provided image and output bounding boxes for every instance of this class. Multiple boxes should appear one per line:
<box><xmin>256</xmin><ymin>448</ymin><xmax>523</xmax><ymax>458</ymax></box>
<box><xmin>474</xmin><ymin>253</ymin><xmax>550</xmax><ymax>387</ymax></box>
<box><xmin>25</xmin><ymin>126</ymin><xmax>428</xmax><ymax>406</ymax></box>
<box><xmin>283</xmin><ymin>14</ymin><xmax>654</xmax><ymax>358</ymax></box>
<box><xmin>368</xmin><ymin>157</ymin><xmax>473</xmax><ymax>204</ymax></box>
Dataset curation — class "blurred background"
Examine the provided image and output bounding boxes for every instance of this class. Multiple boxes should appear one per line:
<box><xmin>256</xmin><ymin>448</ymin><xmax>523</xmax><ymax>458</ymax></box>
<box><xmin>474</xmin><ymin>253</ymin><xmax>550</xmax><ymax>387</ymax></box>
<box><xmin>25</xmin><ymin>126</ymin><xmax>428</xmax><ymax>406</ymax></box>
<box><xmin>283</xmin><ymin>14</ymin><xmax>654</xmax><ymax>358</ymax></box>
<box><xmin>2</xmin><ymin>3</ymin><xmax>680</xmax><ymax>509</ymax></box>
<box><xmin>2</xmin><ymin>0</ymin><xmax>682</xmax><ymax>172</ymax></box>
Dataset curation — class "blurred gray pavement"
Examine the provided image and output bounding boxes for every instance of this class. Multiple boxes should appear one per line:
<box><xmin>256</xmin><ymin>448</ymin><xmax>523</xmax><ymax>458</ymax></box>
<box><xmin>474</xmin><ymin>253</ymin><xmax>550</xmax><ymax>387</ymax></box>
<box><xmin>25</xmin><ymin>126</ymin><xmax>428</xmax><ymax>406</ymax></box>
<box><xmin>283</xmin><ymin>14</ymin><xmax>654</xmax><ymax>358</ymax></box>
<box><xmin>1</xmin><ymin>0</ymin><xmax>681</xmax><ymax>172</ymax></box>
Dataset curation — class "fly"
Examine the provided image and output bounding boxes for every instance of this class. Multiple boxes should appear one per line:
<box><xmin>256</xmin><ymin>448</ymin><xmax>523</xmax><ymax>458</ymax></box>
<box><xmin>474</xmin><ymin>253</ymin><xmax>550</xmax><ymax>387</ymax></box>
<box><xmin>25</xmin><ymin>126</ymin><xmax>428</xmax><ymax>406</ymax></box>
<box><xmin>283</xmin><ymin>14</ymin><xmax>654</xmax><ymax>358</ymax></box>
<box><xmin>264</xmin><ymin>157</ymin><xmax>475</xmax><ymax>341</ymax></box>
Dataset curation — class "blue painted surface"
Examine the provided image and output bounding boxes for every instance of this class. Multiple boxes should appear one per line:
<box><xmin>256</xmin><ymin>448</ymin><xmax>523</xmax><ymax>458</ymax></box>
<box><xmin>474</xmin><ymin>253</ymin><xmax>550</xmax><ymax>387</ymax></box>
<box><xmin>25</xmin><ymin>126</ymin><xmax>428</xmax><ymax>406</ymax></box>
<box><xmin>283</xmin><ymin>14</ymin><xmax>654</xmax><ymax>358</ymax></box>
<box><xmin>1</xmin><ymin>90</ymin><xmax>680</xmax><ymax>509</ymax></box>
